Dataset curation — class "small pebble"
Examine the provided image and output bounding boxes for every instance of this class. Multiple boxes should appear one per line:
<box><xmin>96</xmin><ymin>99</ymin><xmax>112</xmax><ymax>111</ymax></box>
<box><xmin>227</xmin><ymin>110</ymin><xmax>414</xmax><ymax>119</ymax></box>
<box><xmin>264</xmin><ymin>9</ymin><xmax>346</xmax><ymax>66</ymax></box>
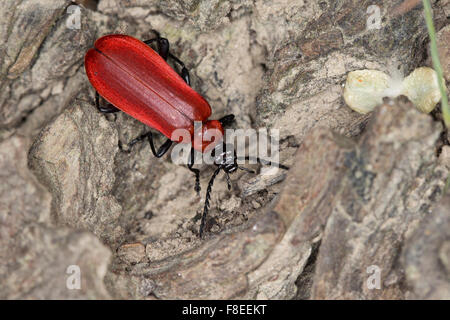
<box><xmin>117</xmin><ymin>242</ymin><xmax>146</xmax><ymax>264</ymax></box>
<box><xmin>252</xmin><ymin>200</ymin><xmax>261</xmax><ymax>208</ymax></box>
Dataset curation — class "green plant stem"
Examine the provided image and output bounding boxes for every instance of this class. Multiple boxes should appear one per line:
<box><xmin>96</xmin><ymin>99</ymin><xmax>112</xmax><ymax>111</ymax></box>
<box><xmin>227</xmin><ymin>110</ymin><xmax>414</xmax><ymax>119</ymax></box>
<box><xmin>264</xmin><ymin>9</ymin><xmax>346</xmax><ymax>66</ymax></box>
<box><xmin>444</xmin><ymin>174</ymin><xmax>450</xmax><ymax>195</ymax></box>
<box><xmin>423</xmin><ymin>0</ymin><xmax>450</xmax><ymax>127</ymax></box>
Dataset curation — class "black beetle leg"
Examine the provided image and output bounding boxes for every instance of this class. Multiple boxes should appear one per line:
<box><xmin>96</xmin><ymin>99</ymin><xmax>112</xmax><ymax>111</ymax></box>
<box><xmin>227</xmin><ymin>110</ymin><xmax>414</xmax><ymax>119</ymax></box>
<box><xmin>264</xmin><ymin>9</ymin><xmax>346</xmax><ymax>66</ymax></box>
<box><xmin>218</xmin><ymin>114</ymin><xmax>235</xmax><ymax>127</ymax></box>
<box><xmin>144</xmin><ymin>30</ymin><xmax>169</xmax><ymax>61</ymax></box>
<box><xmin>144</xmin><ymin>32</ymin><xmax>190</xmax><ymax>85</ymax></box>
<box><xmin>168</xmin><ymin>52</ymin><xmax>190</xmax><ymax>85</ymax></box>
<box><xmin>95</xmin><ymin>91</ymin><xmax>120</xmax><ymax>113</ymax></box>
<box><xmin>187</xmin><ymin>147</ymin><xmax>201</xmax><ymax>194</ymax></box>
<box><xmin>143</xmin><ymin>38</ymin><xmax>169</xmax><ymax>60</ymax></box>
<box><xmin>147</xmin><ymin>132</ymin><xmax>173</xmax><ymax>158</ymax></box>
<box><xmin>128</xmin><ymin>131</ymin><xmax>173</xmax><ymax>158</ymax></box>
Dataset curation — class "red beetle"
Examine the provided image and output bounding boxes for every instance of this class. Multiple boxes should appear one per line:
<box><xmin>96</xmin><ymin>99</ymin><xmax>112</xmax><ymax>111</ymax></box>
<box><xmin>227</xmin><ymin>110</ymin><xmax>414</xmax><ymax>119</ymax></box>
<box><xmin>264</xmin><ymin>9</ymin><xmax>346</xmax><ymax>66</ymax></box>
<box><xmin>85</xmin><ymin>32</ymin><xmax>287</xmax><ymax>237</ymax></box>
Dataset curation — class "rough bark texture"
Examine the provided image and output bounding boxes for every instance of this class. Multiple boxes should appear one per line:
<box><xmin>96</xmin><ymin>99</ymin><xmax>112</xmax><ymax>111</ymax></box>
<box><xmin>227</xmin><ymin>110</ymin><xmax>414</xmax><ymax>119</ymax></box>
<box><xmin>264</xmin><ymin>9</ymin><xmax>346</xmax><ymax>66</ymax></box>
<box><xmin>308</xmin><ymin>97</ymin><xmax>447</xmax><ymax>299</ymax></box>
<box><xmin>403</xmin><ymin>194</ymin><xmax>450</xmax><ymax>299</ymax></box>
<box><xmin>0</xmin><ymin>0</ymin><xmax>449</xmax><ymax>299</ymax></box>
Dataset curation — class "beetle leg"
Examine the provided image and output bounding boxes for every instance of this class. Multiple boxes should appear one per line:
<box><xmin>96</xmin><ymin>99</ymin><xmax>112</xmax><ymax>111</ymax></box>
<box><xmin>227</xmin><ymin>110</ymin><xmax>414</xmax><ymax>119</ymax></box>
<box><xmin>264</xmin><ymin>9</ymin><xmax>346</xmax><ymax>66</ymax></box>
<box><xmin>157</xmin><ymin>38</ymin><xmax>170</xmax><ymax>60</ymax></box>
<box><xmin>187</xmin><ymin>147</ymin><xmax>201</xmax><ymax>195</ymax></box>
<box><xmin>144</xmin><ymin>33</ymin><xmax>191</xmax><ymax>85</ymax></box>
<box><xmin>127</xmin><ymin>131</ymin><xmax>173</xmax><ymax>158</ymax></box>
<box><xmin>146</xmin><ymin>132</ymin><xmax>173</xmax><ymax>158</ymax></box>
<box><xmin>218</xmin><ymin>114</ymin><xmax>235</xmax><ymax>127</ymax></box>
<box><xmin>143</xmin><ymin>38</ymin><xmax>157</xmax><ymax>45</ymax></box>
<box><xmin>168</xmin><ymin>53</ymin><xmax>191</xmax><ymax>85</ymax></box>
<box><xmin>143</xmin><ymin>29</ymin><xmax>161</xmax><ymax>47</ymax></box>
<box><xmin>143</xmin><ymin>38</ymin><xmax>169</xmax><ymax>60</ymax></box>
<box><xmin>143</xmin><ymin>32</ymin><xmax>169</xmax><ymax>61</ymax></box>
<box><xmin>95</xmin><ymin>91</ymin><xmax>120</xmax><ymax>113</ymax></box>
<box><xmin>128</xmin><ymin>132</ymin><xmax>148</xmax><ymax>148</ymax></box>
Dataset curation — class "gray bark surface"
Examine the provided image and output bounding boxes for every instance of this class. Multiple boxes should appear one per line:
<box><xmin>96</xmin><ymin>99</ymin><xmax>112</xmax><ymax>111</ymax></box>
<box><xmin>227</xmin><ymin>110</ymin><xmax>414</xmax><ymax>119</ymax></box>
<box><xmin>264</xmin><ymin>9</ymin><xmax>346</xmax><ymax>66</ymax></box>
<box><xmin>0</xmin><ymin>0</ymin><xmax>449</xmax><ymax>299</ymax></box>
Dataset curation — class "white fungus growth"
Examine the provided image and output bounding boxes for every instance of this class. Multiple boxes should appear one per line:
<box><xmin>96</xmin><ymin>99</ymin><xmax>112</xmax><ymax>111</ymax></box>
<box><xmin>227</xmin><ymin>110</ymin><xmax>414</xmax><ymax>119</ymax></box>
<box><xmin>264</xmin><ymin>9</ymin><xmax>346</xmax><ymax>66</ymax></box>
<box><xmin>344</xmin><ymin>67</ymin><xmax>444</xmax><ymax>114</ymax></box>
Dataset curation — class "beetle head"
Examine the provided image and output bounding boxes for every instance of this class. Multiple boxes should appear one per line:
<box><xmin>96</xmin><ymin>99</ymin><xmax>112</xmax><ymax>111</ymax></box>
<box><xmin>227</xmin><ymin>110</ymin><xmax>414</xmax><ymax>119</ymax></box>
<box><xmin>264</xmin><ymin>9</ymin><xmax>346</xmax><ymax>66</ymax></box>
<box><xmin>212</xmin><ymin>143</ymin><xmax>238</xmax><ymax>173</ymax></box>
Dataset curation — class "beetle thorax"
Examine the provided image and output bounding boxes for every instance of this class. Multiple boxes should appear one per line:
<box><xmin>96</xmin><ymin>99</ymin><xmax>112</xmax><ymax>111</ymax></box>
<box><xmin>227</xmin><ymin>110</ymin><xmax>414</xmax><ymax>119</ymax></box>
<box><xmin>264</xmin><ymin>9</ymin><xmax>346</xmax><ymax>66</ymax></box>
<box><xmin>193</xmin><ymin>120</ymin><xmax>224</xmax><ymax>152</ymax></box>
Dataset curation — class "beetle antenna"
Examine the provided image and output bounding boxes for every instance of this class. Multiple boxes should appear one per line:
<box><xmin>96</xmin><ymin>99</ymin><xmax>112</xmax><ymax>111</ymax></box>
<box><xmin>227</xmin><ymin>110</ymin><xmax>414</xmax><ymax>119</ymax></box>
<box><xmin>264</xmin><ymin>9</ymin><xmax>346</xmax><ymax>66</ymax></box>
<box><xmin>238</xmin><ymin>166</ymin><xmax>255</xmax><ymax>174</ymax></box>
<box><xmin>225</xmin><ymin>172</ymin><xmax>232</xmax><ymax>190</ymax></box>
<box><xmin>199</xmin><ymin>166</ymin><xmax>223</xmax><ymax>238</ymax></box>
<box><xmin>237</xmin><ymin>156</ymin><xmax>289</xmax><ymax>170</ymax></box>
